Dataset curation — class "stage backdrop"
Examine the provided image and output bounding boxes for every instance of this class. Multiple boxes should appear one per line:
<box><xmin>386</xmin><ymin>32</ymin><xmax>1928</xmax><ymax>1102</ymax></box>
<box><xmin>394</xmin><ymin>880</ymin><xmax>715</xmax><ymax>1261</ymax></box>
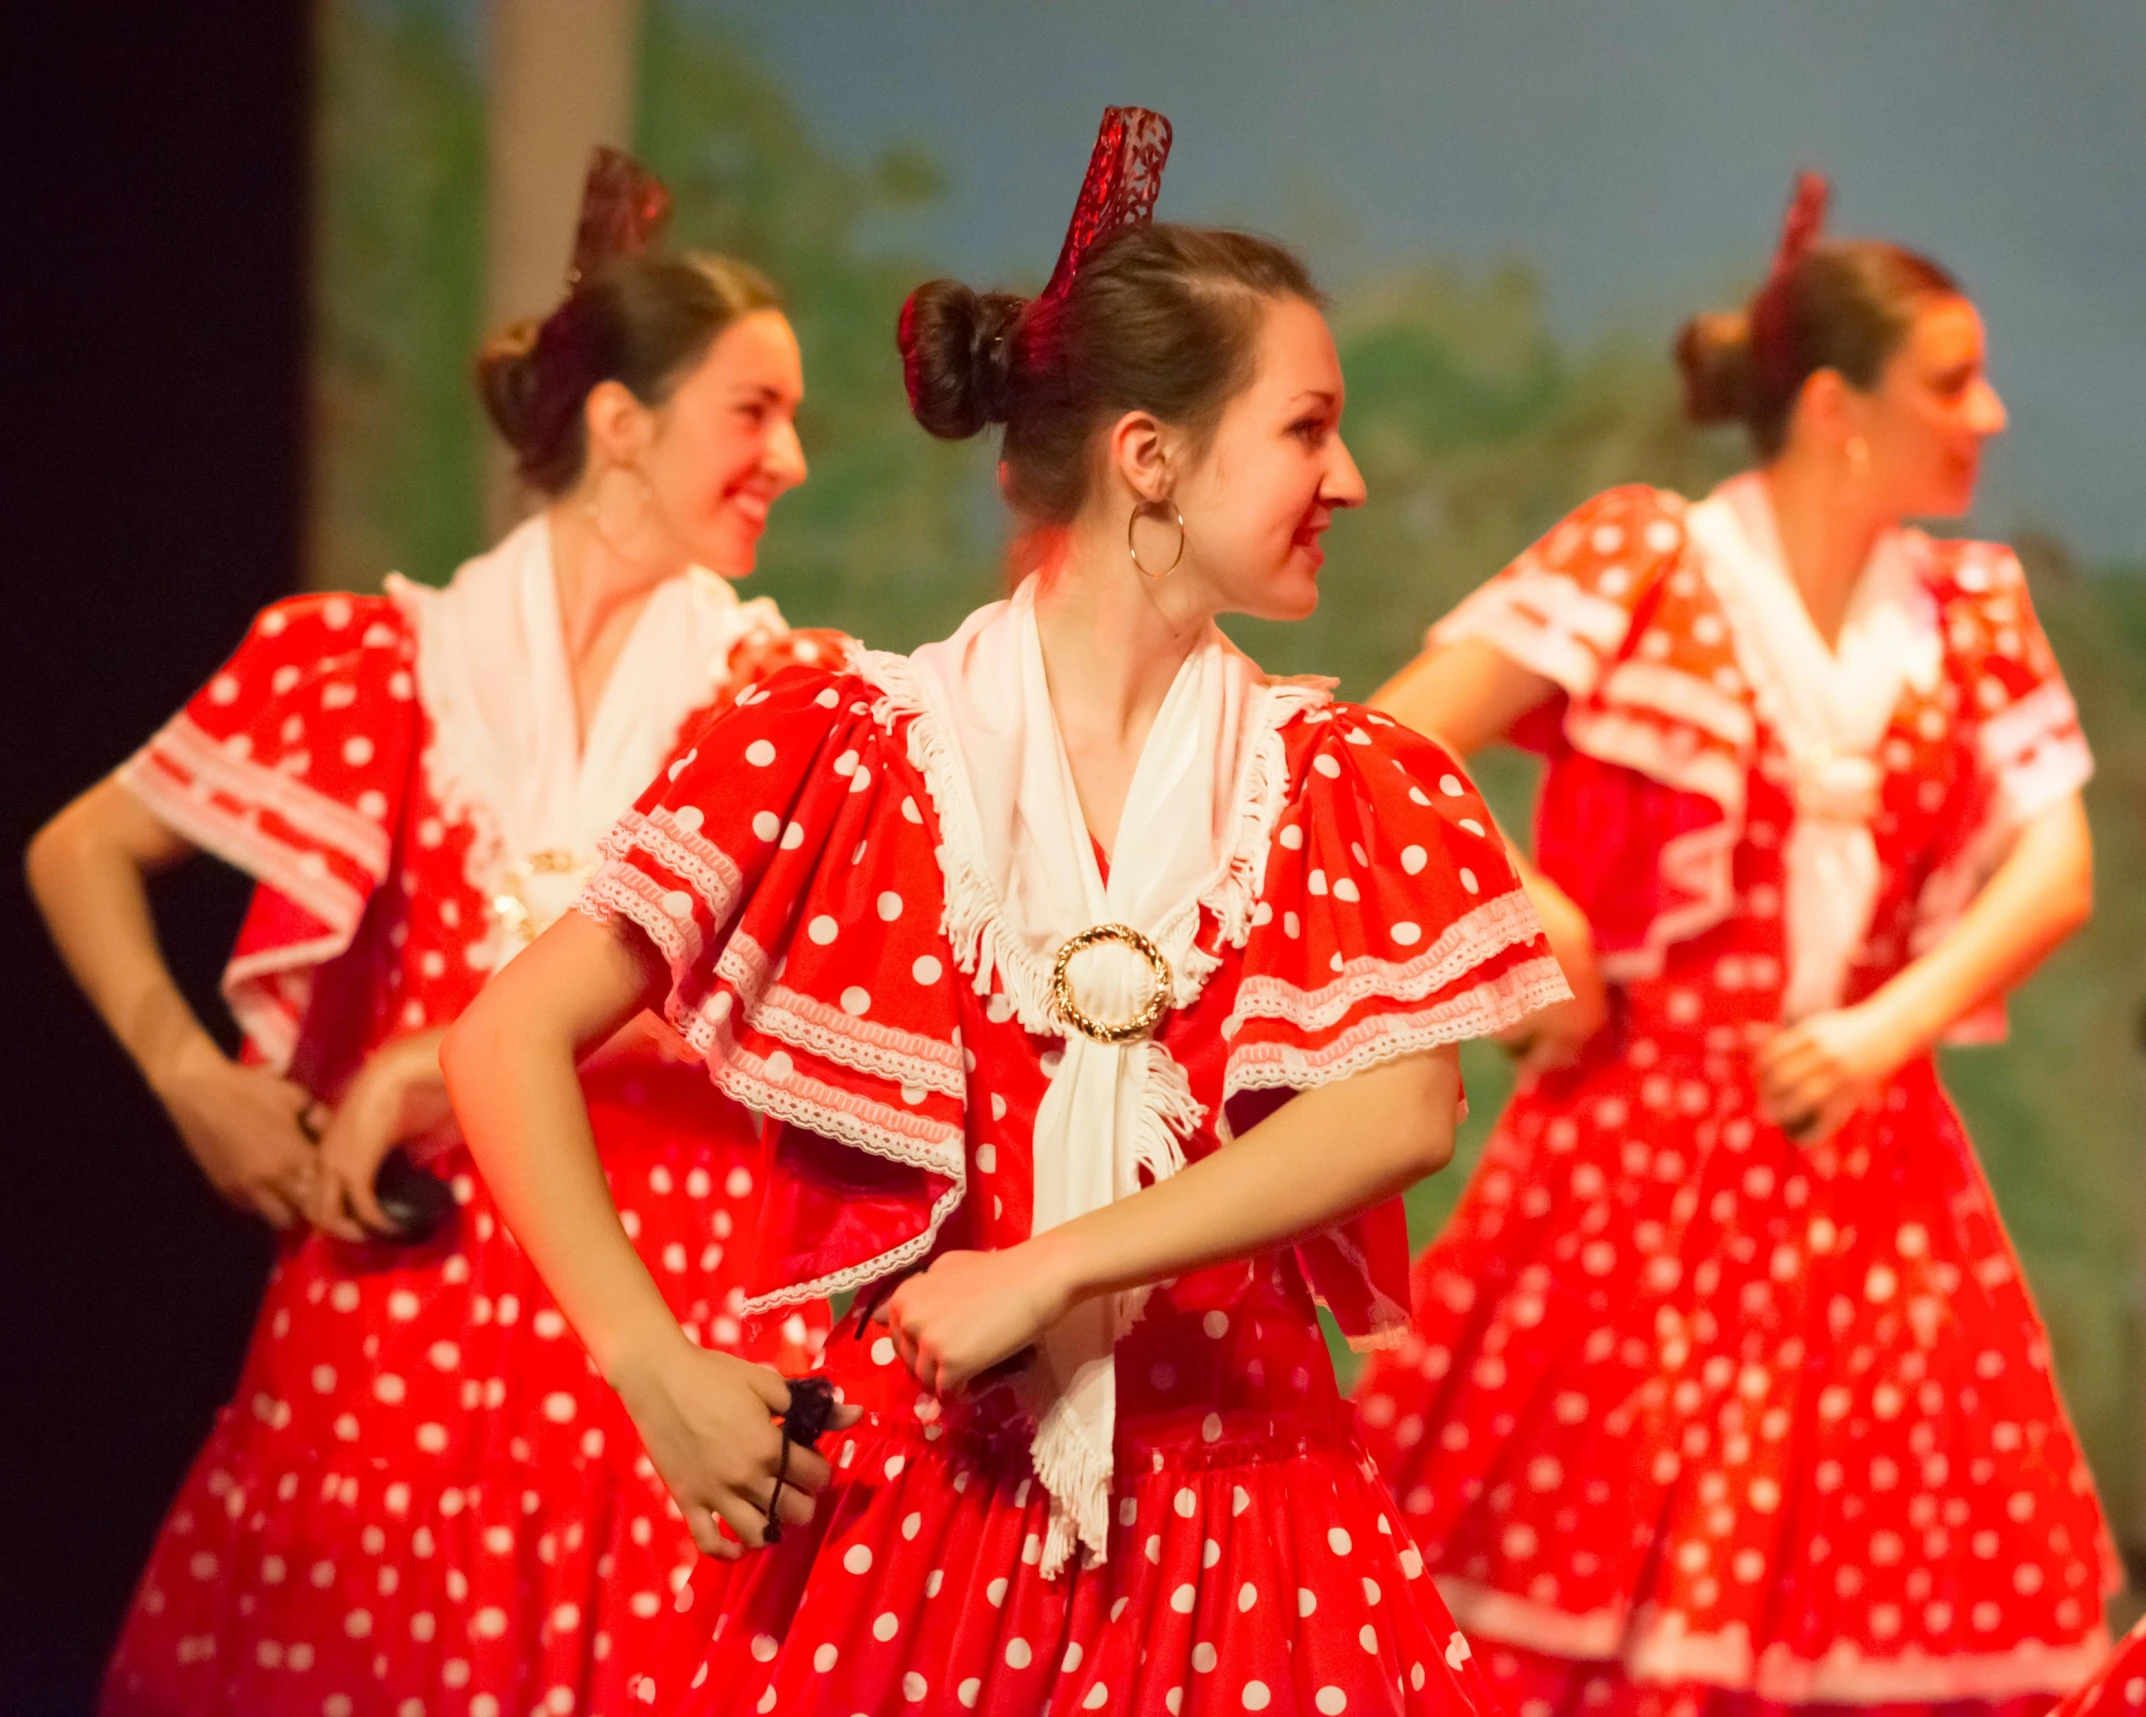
<box><xmin>309</xmin><ymin>0</ymin><xmax>2146</xmax><ymax>1551</ymax></box>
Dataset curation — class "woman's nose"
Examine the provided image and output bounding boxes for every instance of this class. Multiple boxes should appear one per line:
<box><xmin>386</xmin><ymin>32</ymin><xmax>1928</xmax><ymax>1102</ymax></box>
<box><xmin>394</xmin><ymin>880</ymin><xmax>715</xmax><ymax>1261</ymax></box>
<box><xmin>1326</xmin><ymin>434</ymin><xmax>1368</xmax><ymax>509</ymax></box>
<box><xmin>1967</xmin><ymin>378</ymin><xmax>2008</xmax><ymax>437</ymax></box>
<box><xmin>767</xmin><ymin>416</ymin><xmax>808</xmax><ymax>487</ymax></box>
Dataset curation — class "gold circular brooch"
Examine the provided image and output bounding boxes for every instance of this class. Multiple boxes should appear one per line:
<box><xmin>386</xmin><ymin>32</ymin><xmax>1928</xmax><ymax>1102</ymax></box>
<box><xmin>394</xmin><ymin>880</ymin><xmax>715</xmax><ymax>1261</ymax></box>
<box><xmin>1049</xmin><ymin>923</ymin><xmax>1173</xmax><ymax>1045</ymax></box>
<box><xmin>491</xmin><ymin>848</ymin><xmax>596</xmax><ymax>946</ymax></box>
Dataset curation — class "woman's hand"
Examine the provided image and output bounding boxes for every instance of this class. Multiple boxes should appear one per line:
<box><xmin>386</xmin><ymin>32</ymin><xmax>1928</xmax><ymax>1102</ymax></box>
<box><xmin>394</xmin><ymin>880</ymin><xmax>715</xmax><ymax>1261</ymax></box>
<box><xmin>1500</xmin><ymin>874</ymin><xmax>1608</xmax><ymax>1073</ymax></box>
<box><xmin>150</xmin><ymin>1036</ymin><xmax>320</xmax><ymax>1228</ymax></box>
<box><xmin>26</xmin><ymin>778</ymin><xmax>326</xmax><ymax>1227</ymax></box>
<box><xmin>610</xmin><ymin>1335</ymin><xmax>862</xmax><ymax>1559</ymax></box>
<box><xmin>308</xmin><ymin>1031</ymin><xmax>452</xmax><ymax>1241</ymax></box>
<box><xmin>876</xmin><ymin>1244</ymin><xmax>1077</xmax><ymax>1397</ymax></box>
<box><xmin>1755</xmin><ymin>998</ymin><xmax>1916</xmax><ymax>1144</ymax></box>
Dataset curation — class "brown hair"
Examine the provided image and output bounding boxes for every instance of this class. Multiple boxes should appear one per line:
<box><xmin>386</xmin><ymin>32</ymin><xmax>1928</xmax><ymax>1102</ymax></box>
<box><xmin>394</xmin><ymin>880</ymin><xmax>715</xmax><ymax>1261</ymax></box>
<box><xmin>1675</xmin><ymin>240</ymin><xmax>1960</xmax><ymax>456</ymax></box>
<box><xmin>475</xmin><ymin>252</ymin><xmax>781</xmax><ymax>495</ymax></box>
<box><xmin>898</xmin><ymin>223</ymin><xmax>1322</xmax><ymax>524</ymax></box>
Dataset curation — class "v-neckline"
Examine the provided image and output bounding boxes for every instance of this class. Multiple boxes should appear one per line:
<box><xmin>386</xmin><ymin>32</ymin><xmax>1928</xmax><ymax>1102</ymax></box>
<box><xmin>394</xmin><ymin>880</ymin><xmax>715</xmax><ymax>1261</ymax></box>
<box><xmin>537</xmin><ymin>516</ymin><xmax>683</xmax><ymax>776</ymax></box>
<box><xmin>1729</xmin><ymin>476</ymin><xmax>1858</xmax><ymax>669</ymax></box>
<box><xmin>1024</xmin><ymin>603</ymin><xmax>1209</xmax><ymax>913</ymax></box>
<box><xmin>1694</xmin><ymin>474</ymin><xmax>1929</xmax><ymax>765</ymax></box>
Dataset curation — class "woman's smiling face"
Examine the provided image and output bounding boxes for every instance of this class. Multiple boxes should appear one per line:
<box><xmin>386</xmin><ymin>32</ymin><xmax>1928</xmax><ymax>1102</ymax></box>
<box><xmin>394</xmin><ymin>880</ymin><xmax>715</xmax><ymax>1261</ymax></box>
<box><xmin>1163</xmin><ymin>295</ymin><xmax>1366</xmax><ymax>622</ymax></box>
<box><xmin>639</xmin><ymin>308</ymin><xmax>809</xmax><ymax>577</ymax></box>
<box><xmin>1844</xmin><ymin>294</ymin><xmax>2006</xmax><ymax>521</ymax></box>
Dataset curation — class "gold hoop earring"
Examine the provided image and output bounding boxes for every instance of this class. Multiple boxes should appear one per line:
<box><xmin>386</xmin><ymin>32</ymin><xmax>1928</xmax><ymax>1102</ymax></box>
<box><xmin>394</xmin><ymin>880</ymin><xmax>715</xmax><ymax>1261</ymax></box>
<box><xmin>1845</xmin><ymin>435</ymin><xmax>1872</xmax><ymax>478</ymax></box>
<box><xmin>585</xmin><ymin>464</ymin><xmax>653</xmax><ymax>556</ymax></box>
<box><xmin>1127</xmin><ymin>498</ymin><xmax>1186</xmax><ymax>581</ymax></box>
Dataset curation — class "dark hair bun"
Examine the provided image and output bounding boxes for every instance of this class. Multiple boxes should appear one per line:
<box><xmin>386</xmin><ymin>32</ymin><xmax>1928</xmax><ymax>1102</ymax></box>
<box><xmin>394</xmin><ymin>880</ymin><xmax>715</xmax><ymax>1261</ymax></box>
<box><xmin>898</xmin><ymin>280</ymin><xmax>1026</xmax><ymax>441</ymax></box>
<box><xmin>473</xmin><ymin>254</ymin><xmax>784</xmax><ymax>496</ymax></box>
<box><xmin>475</xmin><ymin>317</ymin><xmax>547</xmax><ymax>453</ymax></box>
<box><xmin>1674</xmin><ymin>308</ymin><xmax>1756</xmax><ymax>426</ymax></box>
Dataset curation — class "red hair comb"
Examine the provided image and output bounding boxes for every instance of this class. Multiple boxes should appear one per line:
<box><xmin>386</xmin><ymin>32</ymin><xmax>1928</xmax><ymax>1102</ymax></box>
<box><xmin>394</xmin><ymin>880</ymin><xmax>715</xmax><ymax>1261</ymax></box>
<box><xmin>1040</xmin><ymin>106</ymin><xmax>1174</xmax><ymax>303</ymax></box>
<box><xmin>565</xmin><ymin>146</ymin><xmax>673</xmax><ymax>289</ymax></box>
<box><xmin>1749</xmin><ymin>169</ymin><xmax>1830</xmax><ymax>386</ymax></box>
<box><xmin>1769</xmin><ymin>169</ymin><xmax>1830</xmax><ymax>282</ymax></box>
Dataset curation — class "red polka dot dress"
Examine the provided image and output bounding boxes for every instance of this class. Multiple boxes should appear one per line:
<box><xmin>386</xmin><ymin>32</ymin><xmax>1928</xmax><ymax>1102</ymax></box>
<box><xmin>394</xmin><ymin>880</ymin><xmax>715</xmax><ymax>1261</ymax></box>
<box><xmin>99</xmin><ymin>522</ymin><xmax>832</xmax><ymax>1717</ymax></box>
<box><xmin>579</xmin><ymin>602</ymin><xmax>1570</xmax><ymax>1716</ymax></box>
<box><xmin>1352</xmin><ymin>479</ymin><xmax>2116</xmax><ymax>1717</ymax></box>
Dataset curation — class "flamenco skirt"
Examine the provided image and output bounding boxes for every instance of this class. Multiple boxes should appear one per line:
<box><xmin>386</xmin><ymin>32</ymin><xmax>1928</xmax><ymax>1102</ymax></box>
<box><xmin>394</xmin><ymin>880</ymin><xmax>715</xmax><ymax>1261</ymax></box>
<box><xmin>1353</xmin><ymin>1043</ymin><xmax>2114</xmax><ymax>1717</ymax></box>
<box><xmin>101</xmin><ymin>1060</ymin><xmax>823</xmax><ymax>1717</ymax></box>
<box><xmin>635</xmin><ymin>1326</ymin><xmax>1505</xmax><ymax>1717</ymax></box>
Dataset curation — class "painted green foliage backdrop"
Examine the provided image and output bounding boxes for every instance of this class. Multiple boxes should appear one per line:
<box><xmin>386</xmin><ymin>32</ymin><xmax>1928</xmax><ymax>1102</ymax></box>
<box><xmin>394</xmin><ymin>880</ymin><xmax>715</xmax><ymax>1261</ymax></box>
<box><xmin>313</xmin><ymin>2</ymin><xmax>2146</xmax><ymax>1536</ymax></box>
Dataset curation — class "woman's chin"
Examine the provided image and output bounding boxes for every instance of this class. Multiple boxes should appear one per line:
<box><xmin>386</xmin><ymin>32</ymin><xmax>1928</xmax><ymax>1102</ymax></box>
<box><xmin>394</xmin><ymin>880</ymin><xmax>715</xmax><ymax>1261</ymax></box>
<box><xmin>1920</xmin><ymin>459</ymin><xmax>1982</xmax><ymax>519</ymax></box>
<box><xmin>1281</xmin><ymin>555</ymin><xmax>1324</xmax><ymax>616</ymax></box>
<box><xmin>1247</xmin><ymin>576</ymin><xmax>1320</xmax><ymax>624</ymax></box>
<box><xmin>1914</xmin><ymin>482</ymin><xmax>1977</xmax><ymax>522</ymax></box>
<box><xmin>694</xmin><ymin>519</ymin><xmax>763</xmax><ymax>578</ymax></box>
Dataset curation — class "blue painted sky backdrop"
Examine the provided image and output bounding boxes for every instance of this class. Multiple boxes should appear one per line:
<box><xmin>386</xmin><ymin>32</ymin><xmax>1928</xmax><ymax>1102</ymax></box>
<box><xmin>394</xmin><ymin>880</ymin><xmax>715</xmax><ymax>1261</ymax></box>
<box><xmin>676</xmin><ymin>0</ymin><xmax>2146</xmax><ymax>562</ymax></box>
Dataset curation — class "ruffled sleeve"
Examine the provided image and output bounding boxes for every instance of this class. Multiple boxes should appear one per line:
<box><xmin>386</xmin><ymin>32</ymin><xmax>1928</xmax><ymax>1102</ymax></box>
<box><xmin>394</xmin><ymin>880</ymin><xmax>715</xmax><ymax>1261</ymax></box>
<box><xmin>1439</xmin><ymin>485</ymin><xmax>1755</xmax><ymax>980</ymax></box>
<box><xmin>716</xmin><ymin>624</ymin><xmax>852</xmax><ymax>703</ymax></box>
<box><xmin>1431</xmin><ymin>485</ymin><xmax>1688</xmax><ymax>715</ymax></box>
<box><xmin>580</xmin><ymin>665</ymin><xmax>968</xmax><ymax>1309</ymax></box>
<box><xmin>116</xmin><ymin>594</ymin><xmax>419</xmax><ymax>1071</ymax></box>
<box><xmin>1221</xmin><ymin>703</ymin><xmax>1569</xmax><ymax>1344</ymax></box>
<box><xmin>1937</xmin><ymin>543</ymin><xmax>2092</xmax><ymax>831</ymax></box>
<box><xmin>1910</xmin><ymin>544</ymin><xmax>2094</xmax><ymax>1036</ymax></box>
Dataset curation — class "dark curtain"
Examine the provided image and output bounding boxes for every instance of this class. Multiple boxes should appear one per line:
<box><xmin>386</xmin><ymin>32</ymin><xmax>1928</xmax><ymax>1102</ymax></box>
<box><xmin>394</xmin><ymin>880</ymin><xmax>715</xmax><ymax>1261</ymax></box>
<box><xmin>0</xmin><ymin>5</ymin><xmax>311</xmax><ymax>1710</ymax></box>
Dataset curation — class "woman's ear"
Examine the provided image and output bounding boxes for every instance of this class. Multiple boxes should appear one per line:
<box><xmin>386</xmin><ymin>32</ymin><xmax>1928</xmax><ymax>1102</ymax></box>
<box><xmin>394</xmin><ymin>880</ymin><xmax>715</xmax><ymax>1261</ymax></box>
<box><xmin>1791</xmin><ymin>366</ymin><xmax>1858</xmax><ymax>450</ymax></box>
<box><xmin>1103</xmin><ymin>408</ymin><xmax>1176</xmax><ymax>504</ymax></box>
<box><xmin>583</xmin><ymin>378</ymin><xmax>653</xmax><ymax>473</ymax></box>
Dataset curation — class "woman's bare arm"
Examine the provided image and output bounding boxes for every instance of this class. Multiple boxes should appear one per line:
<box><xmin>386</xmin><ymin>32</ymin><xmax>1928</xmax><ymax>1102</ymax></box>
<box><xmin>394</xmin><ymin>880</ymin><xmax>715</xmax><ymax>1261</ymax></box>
<box><xmin>882</xmin><ymin>1049</ymin><xmax>1463</xmax><ymax>1394</ymax></box>
<box><xmin>29</xmin><ymin>778</ymin><xmax>215</xmax><ymax>1084</ymax></box>
<box><xmin>1371</xmin><ymin>634</ymin><xmax>1560</xmax><ymax>758</ymax></box>
<box><xmin>1879</xmin><ymin>792</ymin><xmax>2093</xmax><ymax>1046</ymax></box>
<box><xmin>1048</xmin><ymin>1048</ymin><xmax>1459</xmax><ymax>1294</ymax></box>
<box><xmin>442</xmin><ymin>911</ymin><xmax>679</xmax><ymax>1377</ymax></box>
<box><xmin>1757</xmin><ymin>793</ymin><xmax>2094</xmax><ymax>1134</ymax></box>
<box><xmin>441</xmin><ymin>910</ymin><xmax>855</xmax><ymax>1555</ymax></box>
<box><xmin>25</xmin><ymin>778</ymin><xmax>319</xmax><ymax>1224</ymax></box>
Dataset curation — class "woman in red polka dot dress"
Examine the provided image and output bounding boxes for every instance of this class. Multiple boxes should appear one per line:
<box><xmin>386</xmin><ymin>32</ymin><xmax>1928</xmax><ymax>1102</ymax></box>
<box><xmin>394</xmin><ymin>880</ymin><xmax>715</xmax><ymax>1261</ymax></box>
<box><xmin>446</xmin><ymin>111</ymin><xmax>1570</xmax><ymax>1716</ymax></box>
<box><xmin>28</xmin><ymin>154</ymin><xmax>830</xmax><ymax>1715</ymax></box>
<box><xmin>1352</xmin><ymin>177</ymin><xmax>2116</xmax><ymax>1717</ymax></box>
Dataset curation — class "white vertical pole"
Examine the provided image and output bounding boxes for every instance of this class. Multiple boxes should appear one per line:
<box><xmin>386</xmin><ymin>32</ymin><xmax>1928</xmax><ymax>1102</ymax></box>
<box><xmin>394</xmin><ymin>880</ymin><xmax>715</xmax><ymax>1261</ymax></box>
<box><xmin>479</xmin><ymin>0</ymin><xmax>644</xmax><ymax>538</ymax></box>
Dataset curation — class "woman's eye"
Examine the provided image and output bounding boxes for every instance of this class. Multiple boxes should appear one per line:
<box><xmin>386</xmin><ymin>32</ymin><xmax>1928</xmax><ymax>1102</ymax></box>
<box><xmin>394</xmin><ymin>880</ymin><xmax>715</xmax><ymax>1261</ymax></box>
<box><xmin>1290</xmin><ymin>418</ymin><xmax>1327</xmax><ymax>444</ymax></box>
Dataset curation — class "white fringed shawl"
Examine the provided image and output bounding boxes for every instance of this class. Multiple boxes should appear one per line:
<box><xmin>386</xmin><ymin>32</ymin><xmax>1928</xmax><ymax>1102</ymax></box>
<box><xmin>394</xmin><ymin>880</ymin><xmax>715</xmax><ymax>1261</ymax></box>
<box><xmin>885</xmin><ymin>578</ymin><xmax>1323</xmax><ymax>1574</ymax></box>
<box><xmin>391</xmin><ymin>513</ymin><xmax>784</xmax><ymax>967</ymax></box>
<box><xmin>1686</xmin><ymin>474</ymin><xmax>1941</xmax><ymax>1020</ymax></box>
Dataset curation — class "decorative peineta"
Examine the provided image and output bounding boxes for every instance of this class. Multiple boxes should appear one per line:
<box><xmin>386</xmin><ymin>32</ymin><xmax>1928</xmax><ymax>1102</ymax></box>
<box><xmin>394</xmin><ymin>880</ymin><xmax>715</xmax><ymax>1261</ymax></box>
<box><xmin>1768</xmin><ymin>169</ymin><xmax>1830</xmax><ymax>284</ymax></box>
<box><xmin>1750</xmin><ymin>169</ymin><xmax>1830</xmax><ymax>388</ymax></box>
<box><xmin>565</xmin><ymin>146</ymin><xmax>673</xmax><ymax>289</ymax></box>
<box><xmin>1041</xmin><ymin>106</ymin><xmax>1174</xmax><ymax>303</ymax></box>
